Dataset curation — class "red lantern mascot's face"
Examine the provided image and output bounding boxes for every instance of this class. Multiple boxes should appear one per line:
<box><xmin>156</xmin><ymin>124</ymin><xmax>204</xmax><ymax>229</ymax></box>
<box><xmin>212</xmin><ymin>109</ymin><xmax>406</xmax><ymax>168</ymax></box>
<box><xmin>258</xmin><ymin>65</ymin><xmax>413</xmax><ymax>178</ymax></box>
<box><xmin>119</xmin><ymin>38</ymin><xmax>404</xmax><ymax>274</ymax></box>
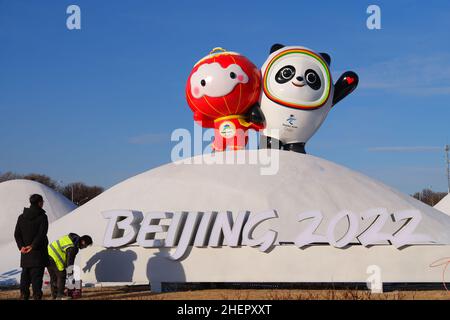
<box><xmin>186</xmin><ymin>48</ymin><xmax>263</xmax><ymax>151</ymax></box>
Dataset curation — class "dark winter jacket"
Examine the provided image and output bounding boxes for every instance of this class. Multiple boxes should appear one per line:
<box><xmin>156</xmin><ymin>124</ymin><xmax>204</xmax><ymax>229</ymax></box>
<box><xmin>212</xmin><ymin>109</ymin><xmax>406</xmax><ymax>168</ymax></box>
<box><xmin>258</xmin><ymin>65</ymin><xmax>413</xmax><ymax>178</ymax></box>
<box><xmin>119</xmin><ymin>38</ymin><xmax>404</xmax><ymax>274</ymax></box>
<box><xmin>14</xmin><ymin>204</ymin><xmax>49</xmax><ymax>268</ymax></box>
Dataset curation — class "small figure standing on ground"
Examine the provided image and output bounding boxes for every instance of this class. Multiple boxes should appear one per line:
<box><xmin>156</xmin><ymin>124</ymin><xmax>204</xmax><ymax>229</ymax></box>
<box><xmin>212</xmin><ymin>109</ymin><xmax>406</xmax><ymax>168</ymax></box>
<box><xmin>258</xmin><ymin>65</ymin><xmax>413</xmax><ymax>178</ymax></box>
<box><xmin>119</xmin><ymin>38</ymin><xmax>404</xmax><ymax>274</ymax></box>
<box><xmin>14</xmin><ymin>194</ymin><xmax>49</xmax><ymax>300</ymax></box>
<box><xmin>47</xmin><ymin>233</ymin><xmax>92</xmax><ymax>300</ymax></box>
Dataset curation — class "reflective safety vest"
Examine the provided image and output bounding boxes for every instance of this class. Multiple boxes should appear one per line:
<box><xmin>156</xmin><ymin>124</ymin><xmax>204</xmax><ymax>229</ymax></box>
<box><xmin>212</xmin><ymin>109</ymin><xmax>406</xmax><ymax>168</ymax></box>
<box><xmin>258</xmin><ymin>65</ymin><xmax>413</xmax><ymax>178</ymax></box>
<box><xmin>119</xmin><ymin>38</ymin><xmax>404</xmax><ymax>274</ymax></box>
<box><xmin>48</xmin><ymin>235</ymin><xmax>75</xmax><ymax>271</ymax></box>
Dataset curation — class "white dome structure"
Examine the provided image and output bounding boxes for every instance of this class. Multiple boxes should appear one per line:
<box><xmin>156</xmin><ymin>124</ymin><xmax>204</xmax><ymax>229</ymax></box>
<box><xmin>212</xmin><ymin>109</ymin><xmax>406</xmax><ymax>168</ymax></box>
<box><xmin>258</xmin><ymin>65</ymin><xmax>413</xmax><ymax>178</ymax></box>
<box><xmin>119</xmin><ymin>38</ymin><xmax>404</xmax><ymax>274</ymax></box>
<box><xmin>1</xmin><ymin>151</ymin><xmax>450</xmax><ymax>289</ymax></box>
<box><xmin>0</xmin><ymin>179</ymin><xmax>76</xmax><ymax>246</ymax></box>
<box><xmin>46</xmin><ymin>150</ymin><xmax>450</xmax><ymax>243</ymax></box>
<box><xmin>435</xmin><ymin>194</ymin><xmax>450</xmax><ymax>215</ymax></box>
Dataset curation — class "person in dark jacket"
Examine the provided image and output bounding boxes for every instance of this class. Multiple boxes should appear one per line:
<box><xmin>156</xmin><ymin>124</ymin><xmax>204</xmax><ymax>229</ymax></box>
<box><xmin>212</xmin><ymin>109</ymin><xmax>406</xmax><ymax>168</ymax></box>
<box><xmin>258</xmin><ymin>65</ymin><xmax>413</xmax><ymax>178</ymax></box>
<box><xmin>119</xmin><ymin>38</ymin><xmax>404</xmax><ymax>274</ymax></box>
<box><xmin>14</xmin><ymin>194</ymin><xmax>49</xmax><ymax>300</ymax></box>
<box><xmin>47</xmin><ymin>233</ymin><xmax>92</xmax><ymax>300</ymax></box>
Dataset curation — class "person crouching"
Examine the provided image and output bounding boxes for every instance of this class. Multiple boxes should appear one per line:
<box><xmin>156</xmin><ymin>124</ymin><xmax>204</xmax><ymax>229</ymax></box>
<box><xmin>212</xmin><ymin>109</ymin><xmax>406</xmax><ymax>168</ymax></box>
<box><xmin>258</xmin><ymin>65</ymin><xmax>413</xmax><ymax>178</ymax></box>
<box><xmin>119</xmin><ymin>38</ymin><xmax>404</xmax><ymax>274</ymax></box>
<box><xmin>47</xmin><ymin>233</ymin><xmax>92</xmax><ymax>300</ymax></box>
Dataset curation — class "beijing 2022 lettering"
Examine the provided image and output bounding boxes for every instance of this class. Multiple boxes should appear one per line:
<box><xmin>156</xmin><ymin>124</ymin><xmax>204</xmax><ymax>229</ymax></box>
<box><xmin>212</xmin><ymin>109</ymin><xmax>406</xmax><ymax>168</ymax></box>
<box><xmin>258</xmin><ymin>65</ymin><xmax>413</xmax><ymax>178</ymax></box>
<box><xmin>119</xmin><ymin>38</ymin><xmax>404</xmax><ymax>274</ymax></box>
<box><xmin>102</xmin><ymin>209</ymin><xmax>436</xmax><ymax>260</ymax></box>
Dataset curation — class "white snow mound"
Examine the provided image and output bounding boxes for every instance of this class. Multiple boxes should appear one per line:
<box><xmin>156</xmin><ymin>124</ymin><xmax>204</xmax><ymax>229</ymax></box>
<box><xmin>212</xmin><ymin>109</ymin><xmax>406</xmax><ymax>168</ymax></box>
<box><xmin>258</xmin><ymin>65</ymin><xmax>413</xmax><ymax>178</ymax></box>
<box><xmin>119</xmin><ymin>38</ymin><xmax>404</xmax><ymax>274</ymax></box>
<box><xmin>46</xmin><ymin>150</ymin><xmax>450</xmax><ymax>244</ymax></box>
<box><xmin>0</xmin><ymin>179</ymin><xmax>76</xmax><ymax>245</ymax></box>
<box><xmin>435</xmin><ymin>194</ymin><xmax>450</xmax><ymax>215</ymax></box>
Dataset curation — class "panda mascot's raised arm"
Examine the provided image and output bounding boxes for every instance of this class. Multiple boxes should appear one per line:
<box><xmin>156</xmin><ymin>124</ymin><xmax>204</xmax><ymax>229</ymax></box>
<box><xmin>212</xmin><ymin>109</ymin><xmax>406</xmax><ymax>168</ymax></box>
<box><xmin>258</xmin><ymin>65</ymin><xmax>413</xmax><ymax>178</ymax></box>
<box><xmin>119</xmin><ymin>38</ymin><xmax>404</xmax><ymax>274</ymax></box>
<box><xmin>254</xmin><ymin>43</ymin><xmax>359</xmax><ymax>154</ymax></box>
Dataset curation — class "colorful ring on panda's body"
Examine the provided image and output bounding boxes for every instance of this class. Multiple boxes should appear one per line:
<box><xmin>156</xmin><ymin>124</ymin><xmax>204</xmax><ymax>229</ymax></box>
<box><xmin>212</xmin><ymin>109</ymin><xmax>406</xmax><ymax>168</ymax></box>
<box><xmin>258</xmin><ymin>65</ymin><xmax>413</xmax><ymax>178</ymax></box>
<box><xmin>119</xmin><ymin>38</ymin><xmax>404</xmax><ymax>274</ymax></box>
<box><xmin>263</xmin><ymin>49</ymin><xmax>332</xmax><ymax>110</ymax></box>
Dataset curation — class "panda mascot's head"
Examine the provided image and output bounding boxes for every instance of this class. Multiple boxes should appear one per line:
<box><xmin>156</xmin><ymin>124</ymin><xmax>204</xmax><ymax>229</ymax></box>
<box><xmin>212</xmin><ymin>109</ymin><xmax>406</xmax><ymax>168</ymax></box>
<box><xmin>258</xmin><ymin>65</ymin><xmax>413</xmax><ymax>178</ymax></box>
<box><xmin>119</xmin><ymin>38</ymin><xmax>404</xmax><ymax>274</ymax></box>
<box><xmin>262</xmin><ymin>45</ymin><xmax>333</xmax><ymax>111</ymax></box>
<box><xmin>259</xmin><ymin>44</ymin><xmax>358</xmax><ymax>153</ymax></box>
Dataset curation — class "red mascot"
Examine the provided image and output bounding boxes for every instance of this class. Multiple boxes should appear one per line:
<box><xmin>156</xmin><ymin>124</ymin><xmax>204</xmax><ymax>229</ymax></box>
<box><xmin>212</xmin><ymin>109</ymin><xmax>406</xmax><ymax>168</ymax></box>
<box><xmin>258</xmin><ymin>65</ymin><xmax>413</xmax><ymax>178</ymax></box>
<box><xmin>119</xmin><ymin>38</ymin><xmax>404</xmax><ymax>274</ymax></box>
<box><xmin>186</xmin><ymin>48</ymin><xmax>264</xmax><ymax>151</ymax></box>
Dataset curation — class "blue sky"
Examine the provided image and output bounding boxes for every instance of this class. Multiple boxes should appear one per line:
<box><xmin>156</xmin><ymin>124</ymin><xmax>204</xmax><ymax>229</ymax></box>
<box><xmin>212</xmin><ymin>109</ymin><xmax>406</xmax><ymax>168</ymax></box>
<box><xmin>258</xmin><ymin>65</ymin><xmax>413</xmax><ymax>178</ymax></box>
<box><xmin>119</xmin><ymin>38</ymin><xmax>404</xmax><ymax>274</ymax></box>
<box><xmin>0</xmin><ymin>0</ymin><xmax>449</xmax><ymax>194</ymax></box>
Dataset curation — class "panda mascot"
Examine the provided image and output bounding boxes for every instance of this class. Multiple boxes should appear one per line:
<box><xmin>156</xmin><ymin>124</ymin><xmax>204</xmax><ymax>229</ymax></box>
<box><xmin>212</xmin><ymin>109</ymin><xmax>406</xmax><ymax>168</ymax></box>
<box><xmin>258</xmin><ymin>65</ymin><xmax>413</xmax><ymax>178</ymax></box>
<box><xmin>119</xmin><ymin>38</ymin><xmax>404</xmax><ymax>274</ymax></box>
<box><xmin>250</xmin><ymin>44</ymin><xmax>359</xmax><ymax>154</ymax></box>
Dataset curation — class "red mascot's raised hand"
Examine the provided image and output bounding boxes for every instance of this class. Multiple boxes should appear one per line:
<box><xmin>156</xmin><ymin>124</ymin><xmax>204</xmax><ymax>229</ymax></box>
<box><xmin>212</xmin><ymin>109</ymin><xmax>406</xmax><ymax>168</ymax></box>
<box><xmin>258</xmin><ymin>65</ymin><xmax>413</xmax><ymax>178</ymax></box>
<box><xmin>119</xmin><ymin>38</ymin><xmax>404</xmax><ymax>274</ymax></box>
<box><xmin>186</xmin><ymin>48</ymin><xmax>264</xmax><ymax>151</ymax></box>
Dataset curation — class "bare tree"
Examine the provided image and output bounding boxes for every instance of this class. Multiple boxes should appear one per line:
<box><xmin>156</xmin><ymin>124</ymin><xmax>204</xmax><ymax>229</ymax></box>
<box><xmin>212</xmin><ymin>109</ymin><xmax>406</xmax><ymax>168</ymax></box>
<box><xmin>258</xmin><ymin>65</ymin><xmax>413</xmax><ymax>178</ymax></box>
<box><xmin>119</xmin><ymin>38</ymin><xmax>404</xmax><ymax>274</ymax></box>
<box><xmin>412</xmin><ymin>189</ymin><xmax>447</xmax><ymax>207</ymax></box>
<box><xmin>1</xmin><ymin>171</ymin><xmax>59</xmax><ymax>190</ymax></box>
<box><xmin>22</xmin><ymin>173</ymin><xmax>59</xmax><ymax>190</ymax></box>
<box><xmin>61</xmin><ymin>182</ymin><xmax>104</xmax><ymax>206</ymax></box>
<box><xmin>0</xmin><ymin>171</ymin><xmax>104</xmax><ymax>205</ymax></box>
<box><xmin>0</xmin><ymin>171</ymin><xmax>23</xmax><ymax>183</ymax></box>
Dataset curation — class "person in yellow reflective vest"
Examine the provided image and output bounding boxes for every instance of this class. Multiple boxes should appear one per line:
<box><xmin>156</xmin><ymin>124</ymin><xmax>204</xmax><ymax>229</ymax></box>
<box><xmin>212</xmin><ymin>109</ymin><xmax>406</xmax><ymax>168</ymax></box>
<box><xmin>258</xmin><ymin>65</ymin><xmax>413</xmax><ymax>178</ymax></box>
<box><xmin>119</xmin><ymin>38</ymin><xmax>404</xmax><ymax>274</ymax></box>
<box><xmin>47</xmin><ymin>233</ymin><xmax>92</xmax><ymax>300</ymax></box>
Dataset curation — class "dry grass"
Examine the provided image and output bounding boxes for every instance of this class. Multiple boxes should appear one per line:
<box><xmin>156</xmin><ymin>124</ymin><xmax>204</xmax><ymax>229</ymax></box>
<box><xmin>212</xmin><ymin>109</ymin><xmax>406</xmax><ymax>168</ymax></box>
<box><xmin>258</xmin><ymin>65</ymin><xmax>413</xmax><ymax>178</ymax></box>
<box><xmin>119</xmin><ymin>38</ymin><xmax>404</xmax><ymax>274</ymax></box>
<box><xmin>0</xmin><ymin>286</ymin><xmax>449</xmax><ymax>300</ymax></box>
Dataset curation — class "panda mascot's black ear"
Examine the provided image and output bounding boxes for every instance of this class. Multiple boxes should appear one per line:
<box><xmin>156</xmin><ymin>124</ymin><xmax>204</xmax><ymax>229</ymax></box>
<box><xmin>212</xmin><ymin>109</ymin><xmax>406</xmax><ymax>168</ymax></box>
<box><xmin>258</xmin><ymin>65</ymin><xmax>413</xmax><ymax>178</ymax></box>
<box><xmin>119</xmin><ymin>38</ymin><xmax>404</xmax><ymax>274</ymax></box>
<box><xmin>320</xmin><ymin>53</ymin><xmax>331</xmax><ymax>66</ymax></box>
<box><xmin>270</xmin><ymin>43</ymin><xmax>285</xmax><ymax>53</ymax></box>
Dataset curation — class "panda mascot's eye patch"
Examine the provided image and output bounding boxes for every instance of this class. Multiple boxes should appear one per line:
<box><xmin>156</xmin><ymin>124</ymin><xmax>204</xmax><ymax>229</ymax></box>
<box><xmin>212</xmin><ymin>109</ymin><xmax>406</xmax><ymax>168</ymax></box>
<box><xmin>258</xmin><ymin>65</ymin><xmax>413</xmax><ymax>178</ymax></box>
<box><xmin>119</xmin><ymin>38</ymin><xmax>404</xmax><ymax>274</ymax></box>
<box><xmin>304</xmin><ymin>69</ymin><xmax>321</xmax><ymax>90</ymax></box>
<box><xmin>275</xmin><ymin>65</ymin><xmax>296</xmax><ymax>83</ymax></box>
